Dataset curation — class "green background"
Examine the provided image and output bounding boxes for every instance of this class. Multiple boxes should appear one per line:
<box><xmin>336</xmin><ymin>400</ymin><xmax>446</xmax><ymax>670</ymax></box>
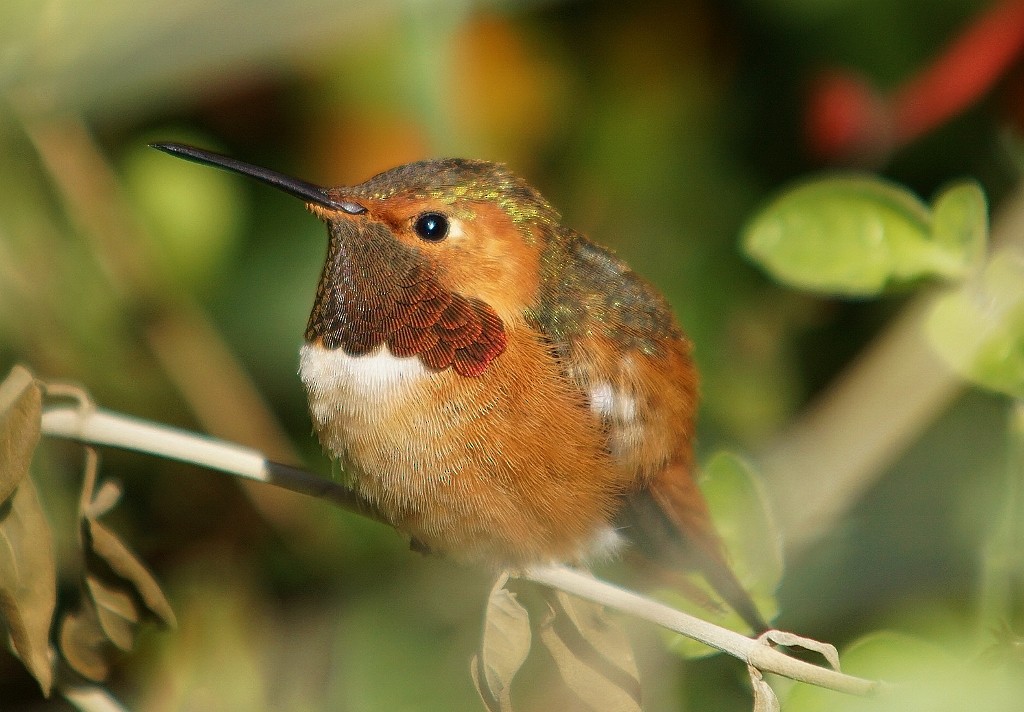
<box><xmin>1</xmin><ymin>0</ymin><xmax>1021</xmax><ymax>709</ymax></box>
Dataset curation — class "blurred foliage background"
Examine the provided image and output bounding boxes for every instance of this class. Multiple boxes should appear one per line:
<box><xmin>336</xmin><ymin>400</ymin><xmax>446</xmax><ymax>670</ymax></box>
<box><xmin>2</xmin><ymin>0</ymin><xmax>1023</xmax><ymax>709</ymax></box>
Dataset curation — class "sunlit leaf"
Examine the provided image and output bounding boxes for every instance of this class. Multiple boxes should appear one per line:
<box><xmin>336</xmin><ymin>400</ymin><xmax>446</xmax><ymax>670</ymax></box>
<box><xmin>0</xmin><ymin>364</ymin><xmax>40</xmax><ymax>503</ymax></box>
<box><xmin>0</xmin><ymin>477</ymin><xmax>56</xmax><ymax>696</ymax></box>
<box><xmin>472</xmin><ymin>574</ymin><xmax>531</xmax><ymax>712</ymax></box>
<box><xmin>662</xmin><ymin>452</ymin><xmax>782</xmax><ymax>658</ymax></box>
<box><xmin>928</xmin><ymin>251</ymin><xmax>1024</xmax><ymax>398</ymax></box>
<box><xmin>743</xmin><ymin>176</ymin><xmax>987</xmax><ymax>296</ymax></box>
<box><xmin>537</xmin><ymin>589</ymin><xmax>642</xmax><ymax>712</ymax></box>
<box><xmin>59</xmin><ymin>597</ymin><xmax>112</xmax><ymax>682</ymax></box>
<box><xmin>930</xmin><ymin>181</ymin><xmax>987</xmax><ymax>271</ymax></box>
<box><xmin>85</xmin><ymin>517</ymin><xmax>176</xmax><ymax>628</ymax></box>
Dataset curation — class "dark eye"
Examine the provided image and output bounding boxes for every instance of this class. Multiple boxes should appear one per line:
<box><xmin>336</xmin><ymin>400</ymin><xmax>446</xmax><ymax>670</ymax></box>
<box><xmin>414</xmin><ymin>212</ymin><xmax>449</xmax><ymax>241</ymax></box>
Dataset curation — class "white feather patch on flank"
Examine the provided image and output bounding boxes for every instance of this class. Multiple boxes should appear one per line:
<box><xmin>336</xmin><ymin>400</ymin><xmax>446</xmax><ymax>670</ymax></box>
<box><xmin>588</xmin><ymin>382</ymin><xmax>637</xmax><ymax>423</ymax></box>
<box><xmin>579</xmin><ymin>525</ymin><xmax>627</xmax><ymax>563</ymax></box>
<box><xmin>589</xmin><ymin>382</ymin><xmax>615</xmax><ymax>417</ymax></box>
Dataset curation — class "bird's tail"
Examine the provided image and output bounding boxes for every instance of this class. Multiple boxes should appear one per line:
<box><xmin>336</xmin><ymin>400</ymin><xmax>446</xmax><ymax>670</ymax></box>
<box><xmin>624</xmin><ymin>463</ymin><xmax>769</xmax><ymax>634</ymax></box>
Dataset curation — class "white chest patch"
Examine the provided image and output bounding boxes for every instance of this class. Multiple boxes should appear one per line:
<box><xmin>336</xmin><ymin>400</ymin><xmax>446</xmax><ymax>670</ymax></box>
<box><xmin>299</xmin><ymin>343</ymin><xmax>431</xmax><ymax>424</ymax></box>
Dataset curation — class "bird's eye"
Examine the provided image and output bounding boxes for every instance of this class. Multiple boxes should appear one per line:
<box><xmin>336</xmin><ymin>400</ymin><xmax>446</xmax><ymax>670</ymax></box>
<box><xmin>413</xmin><ymin>212</ymin><xmax>449</xmax><ymax>241</ymax></box>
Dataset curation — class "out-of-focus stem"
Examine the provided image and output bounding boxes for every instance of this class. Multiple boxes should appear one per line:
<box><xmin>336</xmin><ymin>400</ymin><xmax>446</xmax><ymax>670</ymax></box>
<box><xmin>976</xmin><ymin>400</ymin><xmax>1024</xmax><ymax>633</ymax></box>
<box><xmin>761</xmin><ymin>183</ymin><xmax>1024</xmax><ymax>552</ymax></box>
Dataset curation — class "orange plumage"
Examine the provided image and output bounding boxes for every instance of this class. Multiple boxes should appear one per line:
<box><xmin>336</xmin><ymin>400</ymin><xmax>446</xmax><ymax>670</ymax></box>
<box><xmin>152</xmin><ymin>144</ymin><xmax>768</xmax><ymax>633</ymax></box>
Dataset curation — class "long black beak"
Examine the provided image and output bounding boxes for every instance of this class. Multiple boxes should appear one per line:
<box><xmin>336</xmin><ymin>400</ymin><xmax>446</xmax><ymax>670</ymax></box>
<box><xmin>150</xmin><ymin>142</ymin><xmax>366</xmax><ymax>215</ymax></box>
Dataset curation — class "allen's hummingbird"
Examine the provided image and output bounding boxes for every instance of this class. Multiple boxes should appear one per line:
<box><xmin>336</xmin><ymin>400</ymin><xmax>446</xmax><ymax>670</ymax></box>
<box><xmin>152</xmin><ymin>142</ymin><xmax>768</xmax><ymax>632</ymax></box>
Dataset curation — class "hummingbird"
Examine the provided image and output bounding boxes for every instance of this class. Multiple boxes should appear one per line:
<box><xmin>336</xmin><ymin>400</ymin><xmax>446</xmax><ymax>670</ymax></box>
<box><xmin>151</xmin><ymin>142</ymin><xmax>768</xmax><ymax>633</ymax></box>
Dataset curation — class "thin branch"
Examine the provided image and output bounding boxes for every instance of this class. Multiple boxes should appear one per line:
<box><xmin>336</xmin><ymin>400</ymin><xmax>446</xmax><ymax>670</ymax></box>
<box><xmin>40</xmin><ymin>404</ymin><xmax>881</xmax><ymax>698</ymax></box>
<box><xmin>40</xmin><ymin>406</ymin><xmax>379</xmax><ymax>518</ymax></box>
<box><xmin>523</xmin><ymin>566</ymin><xmax>878</xmax><ymax>696</ymax></box>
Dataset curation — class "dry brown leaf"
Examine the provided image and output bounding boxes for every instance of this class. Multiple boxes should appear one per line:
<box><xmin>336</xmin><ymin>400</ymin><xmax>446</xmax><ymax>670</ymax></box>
<box><xmin>85</xmin><ymin>573</ymin><xmax>139</xmax><ymax>651</ymax></box>
<box><xmin>759</xmin><ymin>630</ymin><xmax>841</xmax><ymax>670</ymax></box>
<box><xmin>59</xmin><ymin>596</ymin><xmax>112</xmax><ymax>682</ymax></box>
<box><xmin>85</xmin><ymin>517</ymin><xmax>176</xmax><ymax>628</ymax></box>
<box><xmin>472</xmin><ymin>574</ymin><xmax>532</xmax><ymax>712</ymax></box>
<box><xmin>0</xmin><ymin>477</ymin><xmax>57</xmax><ymax>696</ymax></box>
<box><xmin>538</xmin><ymin>589</ymin><xmax>641</xmax><ymax>712</ymax></box>
<box><xmin>0</xmin><ymin>365</ymin><xmax>41</xmax><ymax>505</ymax></box>
<box><xmin>748</xmin><ymin>665</ymin><xmax>780</xmax><ymax>712</ymax></box>
<box><xmin>87</xmin><ymin>480</ymin><xmax>123</xmax><ymax>519</ymax></box>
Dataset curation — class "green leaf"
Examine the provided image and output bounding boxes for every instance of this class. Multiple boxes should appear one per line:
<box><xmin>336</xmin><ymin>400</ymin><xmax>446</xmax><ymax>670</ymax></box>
<box><xmin>930</xmin><ymin>181</ymin><xmax>988</xmax><ymax>271</ymax></box>
<box><xmin>471</xmin><ymin>574</ymin><xmax>531</xmax><ymax>712</ymax></box>
<box><xmin>662</xmin><ymin>452</ymin><xmax>782</xmax><ymax>658</ymax></box>
<box><xmin>743</xmin><ymin>176</ymin><xmax>988</xmax><ymax>296</ymax></box>
<box><xmin>785</xmin><ymin>629</ymin><xmax>1024</xmax><ymax>712</ymax></box>
<box><xmin>927</xmin><ymin>251</ymin><xmax>1024</xmax><ymax>398</ymax></box>
<box><xmin>537</xmin><ymin>590</ymin><xmax>642</xmax><ymax>712</ymax></box>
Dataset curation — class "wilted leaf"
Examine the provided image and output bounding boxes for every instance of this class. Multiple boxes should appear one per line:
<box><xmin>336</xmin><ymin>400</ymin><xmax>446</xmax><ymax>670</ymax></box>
<box><xmin>927</xmin><ymin>251</ymin><xmax>1024</xmax><ymax>398</ymax></box>
<box><xmin>743</xmin><ymin>176</ymin><xmax>986</xmax><ymax>296</ymax></box>
<box><xmin>749</xmin><ymin>665</ymin><xmax>780</xmax><ymax>712</ymax></box>
<box><xmin>0</xmin><ymin>476</ymin><xmax>56</xmax><ymax>695</ymax></box>
<box><xmin>662</xmin><ymin>452</ymin><xmax>782</xmax><ymax>658</ymax></box>
<box><xmin>87</xmin><ymin>480</ymin><xmax>123</xmax><ymax>519</ymax></box>
<box><xmin>761</xmin><ymin>629</ymin><xmax>841</xmax><ymax>671</ymax></box>
<box><xmin>59</xmin><ymin>596</ymin><xmax>112</xmax><ymax>682</ymax></box>
<box><xmin>85</xmin><ymin>517</ymin><xmax>176</xmax><ymax>628</ymax></box>
<box><xmin>0</xmin><ymin>364</ymin><xmax>41</xmax><ymax>504</ymax></box>
<box><xmin>85</xmin><ymin>573</ymin><xmax>139</xmax><ymax>651</ymax></box>
<box><xmin>472</xmin><ymin>574</ymin><xmax>531</xmax><ymax>712</ymax></box>
<box><xmin>537</xmin><ymin>589</ymin><xmax>641</xmax><ymax>712</ymax></box>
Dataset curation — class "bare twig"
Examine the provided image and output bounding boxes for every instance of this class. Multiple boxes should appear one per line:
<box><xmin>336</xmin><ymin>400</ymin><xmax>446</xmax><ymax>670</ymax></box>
<box><xmin>40</xmin><ymin>404</ymin><xmax>881</xmax><ymax>698</ymax></box>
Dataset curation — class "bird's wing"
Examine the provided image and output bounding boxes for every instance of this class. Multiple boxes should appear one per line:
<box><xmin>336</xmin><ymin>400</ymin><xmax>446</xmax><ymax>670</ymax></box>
<box><xmin>528</xmin><ymin>231</ymin><xmax>767</xmax><ymax>632</ymax></box>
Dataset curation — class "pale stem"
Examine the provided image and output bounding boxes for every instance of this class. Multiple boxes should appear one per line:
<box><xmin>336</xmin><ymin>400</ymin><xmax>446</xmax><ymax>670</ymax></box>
<box><xmin>40</xmin><ymin>405</ymin><xmax>880</xmax><ymax>698</ymax></box>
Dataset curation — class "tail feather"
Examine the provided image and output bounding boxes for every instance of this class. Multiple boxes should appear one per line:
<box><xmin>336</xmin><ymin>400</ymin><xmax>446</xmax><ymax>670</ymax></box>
<box><xmin>623</xmin><ymin>464</ymin><xmax>769</xmax><ymax>634</ymax></box>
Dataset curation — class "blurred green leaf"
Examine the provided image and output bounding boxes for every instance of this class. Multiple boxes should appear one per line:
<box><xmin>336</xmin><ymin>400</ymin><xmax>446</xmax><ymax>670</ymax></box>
<box><xmin>743</xmin><ymin>176</ymin><xmax>987</xmax><ymax>296</ymax></box>
<box><xmin>786</xmin><ymin>629</ymin><xmax>1024</xmax><ymax>712</ymax></box>
<box><xmin>927</xmin><ymin>251</ymin><xmax>1024</xmax><ymax>398</ymax></box>
<box><xmin>930</xmin><ymin>181</ymin><xmax>987</xmax><ymax>271</ymax></box>
<box><xmin>663</xmin><ymin>452</ymin><xmax>782</xmax><ymax>658</ymax></box>
<box><xmin>123</xmin><ymin>138</ymin><xmax>245</xmax><ymax>291</ymax></box>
